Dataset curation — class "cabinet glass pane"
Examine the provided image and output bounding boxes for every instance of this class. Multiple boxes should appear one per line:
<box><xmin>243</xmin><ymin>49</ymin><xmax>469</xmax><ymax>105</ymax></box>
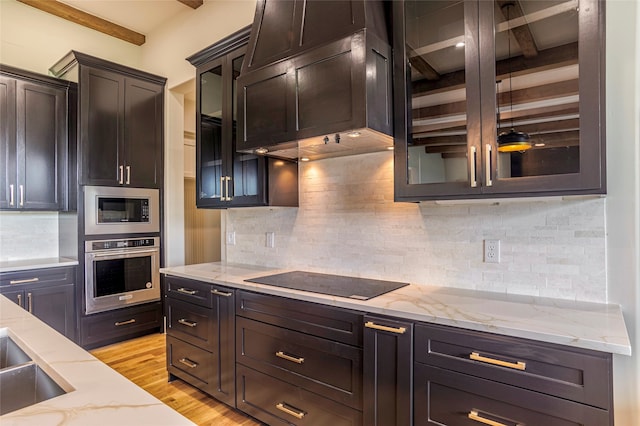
<box><xmin>231</xmin><ymin>54</ymin><xmax>259</xmax><ymax>197</ymax></box>
<box><xmin>495</xmin><ymin>0</ymin><xmax>579</xmax><ymax>179</ymax></box>
<box><xmin>200</xmin><ymin>66</ymin><xmax>223</xmax><ymax>199</ymax></box>
<box><xmin>405</xmin><ymin>0</ymin><xmax>468</xmax><ymax>185</ymax></box>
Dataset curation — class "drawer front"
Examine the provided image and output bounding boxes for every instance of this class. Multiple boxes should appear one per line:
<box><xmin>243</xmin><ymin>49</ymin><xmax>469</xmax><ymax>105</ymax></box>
<box><xmin>237</xmin><ymin>364</ymin><xmax>362</xmax><ymax>426</ymax></box>
<box><xmin>80</xmin><ymin>302</ymin><xmax>162</xmax><ymax>347</ymax></box>
<box><xmin>414</xmin><ymin>323</ymin><xmax>612</xmax><ymax>409</ymax></box>
<box><xmin>0</xmin><ymin>266</ymin><xmax>75</xmax><ymax>287</ymax></box>
<box><xmin>164</xmin><ymin>274</ymin><xmax>213</xmax><ymax>308</ymax></box>
<box><xmin>166</xmin><ymin>298</ymin><xmax>214</xmax><ymax>350</ymax></box>
<box><xmin>414</xmin><ymin>364</ymin><xmax>611</xmax><ymax>426</ymax></box>
<box><xmin>237</xmin><ymin>317</ymin><xmax>362</xmax><ymax>409</ymax></box>
<box><xmin>237</xmin><ymin>290</ymin><xmax>363</xmax><ymax>346</ymax></box>
<box><xmin>167</xmin><ymin>335</ymin><xmax>214</xmax><ymax>394</ymax></box>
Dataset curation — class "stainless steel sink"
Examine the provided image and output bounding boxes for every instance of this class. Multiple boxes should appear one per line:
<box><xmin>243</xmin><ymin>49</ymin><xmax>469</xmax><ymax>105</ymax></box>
<box><xmin>0</xmin><ymin>332</ymin><xmax>68</xmax><ymax>415</ymax></box>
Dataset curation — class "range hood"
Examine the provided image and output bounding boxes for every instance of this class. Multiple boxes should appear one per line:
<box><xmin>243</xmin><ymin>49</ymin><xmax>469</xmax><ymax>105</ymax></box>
<box><xmin>236</xmin><ymin>0</ymin><xmax>393</xmax><ymax>161</ymax></box>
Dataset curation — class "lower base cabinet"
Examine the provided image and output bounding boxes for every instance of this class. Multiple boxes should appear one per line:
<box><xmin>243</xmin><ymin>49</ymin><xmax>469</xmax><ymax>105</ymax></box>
<box><xmin>0</xmin><ymin>266</ymin><xmax>76</xmax><ymax>340</ymax></box>
<box><xmin>80</xmin><ymin>301</ymin><xmax>162</xmax><ymax>349</ymax></box>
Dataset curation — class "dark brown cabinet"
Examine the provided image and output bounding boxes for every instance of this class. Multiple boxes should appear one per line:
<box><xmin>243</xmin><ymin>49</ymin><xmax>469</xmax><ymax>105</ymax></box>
<box><xmin>0</xmin><ymin>266</ymin><xmax>76</xmax><ymax>340</ymax></box>
<box><xmin>0</xmin><ymin>66</ymin><xmax>72</xmax><ymax>210</ymax></box>
<box><xmin>235</xmin><ymin>290</ymin><xmax>363</xmax><ymax>425</ymax></box>
<box><xmin>393</xmin><ymin>0</ymin><xmax>606</xmax><ymax>201</ymax></box>
<box><xmin>413</xmin><ymin>322</ymin><xmax>613</xmax><ymax>425</ymax></box>
<box><xmin>164</xmin><ymin>275</ymin><xmax>236</xmax><ymax>406</ymax></box>
<box><xmin>72</xmin><ymin>52</ymin><xmax>165</xmax><ymax>188</ymax></box>
<box><xmin>80</xmin><ymin>301</ymin><xmax>162</xmax><ymax>349</ymax></box>
<box><xmin>363</xmin><ymin>315</ymin><xmax>413</xmax><ymax>426</ymax></box>
<box><xmin>188</xmin><ymin>28</ymin><xmax>298</xmax><ymax>209</ymax></box>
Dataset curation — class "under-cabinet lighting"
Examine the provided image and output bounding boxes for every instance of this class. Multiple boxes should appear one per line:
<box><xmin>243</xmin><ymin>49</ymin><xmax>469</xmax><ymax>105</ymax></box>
<box><xmin>255</xmin><ymin>147</ymin><xmax>268</xmax><ymax>155</ymax></box>
<box><xmin>534</xmin><ymin>143</ymin><xmax>546</xmax><ymax>147</ymax></box>
<box><xmin>455</xmin><ymin>41</ymin><xmax>465</xmax><ymax>48</ymax></box>
<box><xmin>300</xmin><ymin>157</ymin><xmax>310</xmax><ymax>162</ymax></box>
<box><xmin>347</xmin><ymin>131</ymin><xmax>361</xmax><ymax>138</ymax></box>
<box><xmin>386</xmin><ymin>146</ymin><xmax>395</xmax><ymax>151</ymax></box>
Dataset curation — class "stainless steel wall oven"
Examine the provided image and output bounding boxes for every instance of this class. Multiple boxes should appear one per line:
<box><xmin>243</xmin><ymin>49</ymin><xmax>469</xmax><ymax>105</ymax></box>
<box><xmin>84</xmin><ymin>237</ymin><xmax>160</xmax><ymax>314</ymax></box>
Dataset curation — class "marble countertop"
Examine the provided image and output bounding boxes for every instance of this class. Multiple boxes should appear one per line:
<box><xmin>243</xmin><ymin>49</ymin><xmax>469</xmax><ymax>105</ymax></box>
<box><xmin>0</xmin><ymin>257</ymin><xmax>78</xmax><ymax>273</ymax></box>
<box><xmin>161</xmin><ymin>262</ymin><xmax>632</xmax><ymax>356</ymax></box>
<box><xmin>0</xmin><ymin>296</ymin><xmax>194</xmax><ymax>426</ymax></box>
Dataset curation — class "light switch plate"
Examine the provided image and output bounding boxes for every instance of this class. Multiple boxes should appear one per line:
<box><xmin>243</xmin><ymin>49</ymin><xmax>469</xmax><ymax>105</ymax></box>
<box><xmin>226</xmin><ymin>231</ymin><xmax>236</xmax><ymax>246</ymax></box>
<box><xmin>266</xmin><ymin>232</ymin><xmax>275</xmax><ymax>248</ymax></box>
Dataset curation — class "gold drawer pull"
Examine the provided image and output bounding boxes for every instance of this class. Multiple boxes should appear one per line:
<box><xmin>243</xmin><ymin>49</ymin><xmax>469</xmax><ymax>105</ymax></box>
<box><xmin>9</xmin><ymin>277</ymin><xmax>39</xmax><ymax>285</ymax></box>
<box><xmin>177</xmin><ymin>287</ymin><xmax>197</xmax><ymax>295</ymax></box>
<box><xmin>470</xmin><ymin>352</ymin><xmax>526</xmax><ymax>371</ymax></box>
<box><xmin>178</xmin><ymin>358</ymin><xmax>198</xmax><ymax>369</ymax></box>
<box><xmin>211</xmin><ymin>289</ymin><xmax>232</xmax><ymax>297</ymax></box>
<box><xmin>276</xmin><ymin>402</ymin><xmax>305</xmax><ymax>419</ymax></box>
<box><xmin>178</xmin><ymin>318</ymin><xmax>197</xmax><ymax>327</ymax></box>
<box><xmin>114</xmin><ymin>319</ymin><xmax>136</xmax><ymax>327</ymax></box>
<box><xmin>276</xmin><ymin>351</ymin><xmax>305</xmax><ymax>364</ymax></box>
<box><xmin>365</xmin><ymin>321</ymin><xmax>406</xmax><ymax>334</ymax></box>
<box><xmin>468</xmin><ymin>410</ymin><xmax>520</xmax><ymax>426</ymax></box>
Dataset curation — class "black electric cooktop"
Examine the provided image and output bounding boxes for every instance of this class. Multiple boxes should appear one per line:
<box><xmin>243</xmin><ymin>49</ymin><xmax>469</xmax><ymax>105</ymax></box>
<box><xmin>245</xmin><ymin>271</ymin><xmax>409</xmax><ymax>300</ymax></box>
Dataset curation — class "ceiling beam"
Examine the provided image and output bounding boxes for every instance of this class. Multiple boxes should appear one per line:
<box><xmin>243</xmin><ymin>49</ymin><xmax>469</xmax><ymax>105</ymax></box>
<box><xmin>177</xmin><ymin>0</ymin><xmax>204</xmax><ymax>9</ymax></box>
<box><xmin>497</xmin><ymin>1</ymin><xmax>538</xmax><ymax>58</ymax></box>
<box><xmin>17</xmin><ymin>0</ymin><xmax>145</xmax><ymax>46</ymax></box>
<box><xmin>407</xmin><ymin>44</ymin><xmax>440</xmax><ymax>80</ymax></box>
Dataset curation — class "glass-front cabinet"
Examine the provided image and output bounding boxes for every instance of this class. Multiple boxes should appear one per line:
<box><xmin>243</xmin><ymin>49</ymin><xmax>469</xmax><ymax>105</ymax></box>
<box><xmin>196</xmin><ymin>45</ymin><xmax>265</xmax><ymax>207</ymax></box>
<box><xmin>393</xmin><ymin>0</ymin><xmax>605</xmax><ymax>201</ymax></box>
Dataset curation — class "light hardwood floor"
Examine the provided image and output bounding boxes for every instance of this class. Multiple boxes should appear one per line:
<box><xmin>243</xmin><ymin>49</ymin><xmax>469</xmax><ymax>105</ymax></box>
<box><xmin>91</xmin><ymin>332</ymin><xmax>261</xmax><ymax>426</ymax></box>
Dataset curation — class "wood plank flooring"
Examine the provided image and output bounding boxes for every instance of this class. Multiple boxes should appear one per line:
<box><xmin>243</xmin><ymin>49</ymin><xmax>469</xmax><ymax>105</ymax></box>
<box><xmin>90</xmin><ymin>332</ymin><xmax>261</xmax><ymax>426</ymax></box>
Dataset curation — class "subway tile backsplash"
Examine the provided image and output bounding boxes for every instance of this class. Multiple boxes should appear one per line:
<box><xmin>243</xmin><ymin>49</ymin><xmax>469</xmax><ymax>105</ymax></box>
<box><xmin>0</xmin><ymin>211</ymin><xmax>59</xmax><ymax>261</ymax></box>
<box><xmin>226</xmin><ymin>151</ymin><xmax>607</xmax><ymax>303</ymax></box>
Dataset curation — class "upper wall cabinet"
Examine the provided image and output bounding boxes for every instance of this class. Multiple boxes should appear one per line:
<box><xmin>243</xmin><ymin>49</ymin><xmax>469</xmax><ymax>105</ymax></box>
<box><xmin>51</xmin><ymin>52</ymin><xmax>166</xmax><ymax>189</ymax></box>
<box><xmin>187</xmin><ymin>28</ymin><xmax>298</xmax><ymax>209</ymax></box>
<box><xmin>393</xmin><ymin>0</ymin><xmax>605</xmax><ymax>201</ymax></box>
<box><xmin>0</xmin><ymin>66</ymin><xmax>74</xmax><ymax>211</ymax></box>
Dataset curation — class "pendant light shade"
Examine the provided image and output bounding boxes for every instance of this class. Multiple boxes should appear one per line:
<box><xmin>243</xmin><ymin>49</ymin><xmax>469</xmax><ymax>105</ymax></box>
<box><xmin>497</xmin><ymin>128</ymin><xmax>531</xmax><ymax>152</ymax></box>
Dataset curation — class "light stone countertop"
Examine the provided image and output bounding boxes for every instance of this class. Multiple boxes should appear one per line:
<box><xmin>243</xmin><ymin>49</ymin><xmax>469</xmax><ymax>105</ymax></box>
<box><xmin>161</xmin><ymin>262</ymin><xmax>632</xmax><ymax>356</ymax></box>
<box><xmin>0</xmin><ymin>257</ymin><xmax>78</xmax><ymax>273</ymax></box>
<box><xmin>0</xmin><ymin>296</ymin><xmax>194</xmax><ymax>426</ymax></box>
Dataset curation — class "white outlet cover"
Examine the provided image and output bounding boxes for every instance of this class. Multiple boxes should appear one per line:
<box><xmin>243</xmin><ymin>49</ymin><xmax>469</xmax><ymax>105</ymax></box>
<box><xmin>484</xmin><ymin>239</ymin><xmax>500</xmax><ymax>263</ymax></box>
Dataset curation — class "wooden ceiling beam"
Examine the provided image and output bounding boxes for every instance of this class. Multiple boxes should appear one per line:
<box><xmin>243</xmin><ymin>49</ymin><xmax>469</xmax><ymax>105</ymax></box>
<box><xmin>177</xmin><ymin>0</ymin><xmax>204</xmax><ymax>9</ymax></box>
<box><xmin>17</xmin><ymin>0</ymin><xmax>145</xmax><ymax>45</ymax></box>
<box><xmin>497</xmin><ymin>1</ymin><xmax>538</xmax><ymax>58</ymax></box>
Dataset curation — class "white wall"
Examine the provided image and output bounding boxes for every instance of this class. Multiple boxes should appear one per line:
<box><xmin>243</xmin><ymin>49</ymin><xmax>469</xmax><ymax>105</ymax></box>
<box><xmin>606</xmin><ymin>1</ymin><xmax>640</xmax><ymax>424</ymax></box>
<box><xmin>0</xmin><ymin>0</ymin><xmax>142</xmax><ymax>74</ymax></box>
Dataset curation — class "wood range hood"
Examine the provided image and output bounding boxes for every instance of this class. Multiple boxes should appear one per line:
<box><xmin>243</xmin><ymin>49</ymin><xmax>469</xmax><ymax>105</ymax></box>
<box><xmin>236</xmin><ymin>0</ymin><xmax>394</xmax><ymax>162</ymax></box>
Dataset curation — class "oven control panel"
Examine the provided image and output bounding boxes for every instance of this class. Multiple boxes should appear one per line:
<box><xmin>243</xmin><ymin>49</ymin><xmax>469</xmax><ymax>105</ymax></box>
<box><xmin>88</xmin><ymin>237</ymin><xmax>159</xmax><ymax>251</ymax></box>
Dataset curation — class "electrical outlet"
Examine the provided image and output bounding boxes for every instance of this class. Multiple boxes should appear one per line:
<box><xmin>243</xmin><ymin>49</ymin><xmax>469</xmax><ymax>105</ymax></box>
<box><xmin>484</xmin><ymin>239</ymin><xmax>500</xmax><ymax>263</ymax></box>
<box><xmin>226</xmin><ymin>231</ymin><xmax>236</xmax><ymax>246</ymax></box>
<box><xmin>266</xmin><ymin>232</ymin><xmax>275</xmax><ymax>248</ymax></box>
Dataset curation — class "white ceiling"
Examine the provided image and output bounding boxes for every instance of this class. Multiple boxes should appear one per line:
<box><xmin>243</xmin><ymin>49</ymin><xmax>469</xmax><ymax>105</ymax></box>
<box><xmin>58</xmin><ymin>0</ymin><xmax>190</xmax><ymax>35</ymax></box>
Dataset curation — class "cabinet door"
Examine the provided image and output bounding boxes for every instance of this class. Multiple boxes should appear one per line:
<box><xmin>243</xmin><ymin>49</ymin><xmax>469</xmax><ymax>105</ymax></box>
<box><xmin>80</xmin><ymin>66</ymin><xmax>125</xmax><ymax>186</ymax></box>
<box><xmin>16</xmin><ymin>80</ymin><xmax>67</xmax><ymax>210</ymax></box>
<box><xmin>197</xmin><ymin>57</ymin><xmax>226</xmax><ymax>207</ymax></box>
<box><xmin>28</xmin><ymin>284</ymin><xmax>75</xmax><ymax>340</ymax></box>
<box><xmin>0</xmin><ymin>75</ymin><xmax>16</xmax><ymax>209</ymax></box>
<box><xmin>210</xmin><ymin>285</ymin><xmax>236</xmax><ymax>407</ymax></box>
<box><xmin>393</xmin><ymin>0</ymin><xmax>482</xmax><ymax>200</ymax></box>
<box><xmin>483</xmin><ymin>0</ymin><xmax>604</xmax><ymax>196</ymax></box>
<box><xmin>363</xmin><ymin>315</ymin><xmax>413</xmax><ymax>426</ymax></box>
<box><xmin>124</xmin><ymin>78</ymin><xmax>163</xmax><ymax>188</ymax></box>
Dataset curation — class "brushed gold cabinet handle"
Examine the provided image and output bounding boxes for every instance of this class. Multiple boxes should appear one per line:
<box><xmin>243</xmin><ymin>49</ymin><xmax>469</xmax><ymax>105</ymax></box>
<box><xmin>9</xmin><ymin>277</ymin><xmax>39</xmax><ymax>285</ymax></box>
<box><xmin>275</xmin><ymin>351</ymin><xmax>304</xmax><ymax>364</ymax></box>
<box><xmin>225</xmin><ymin>176</ymin><xmax>231</xmax><ymax>201</ymax></box>
<box><xmin>179</xmin><ymin>358</ymin><xmax>198</xmax><ymax>369</ymax></box>
<box><xmin>470</xmin><ymin>146</ymin><xmax>478</xmax><ymax>188</ymax></box>
<box><xmin>275</xmin><ymin>402</ymin><xmax>305</xmax><ymax>419</ymax></box>
<box><xmin>126</xmin><ymin>165</ymin><xmax>131</xmax><ymax>185</ymax></box>
<box><xmin>485</xmin><ymin>144</ymin><xmax>493</xmax><ymax>186</ymax></box>
<box><xmin>178</xmin><ymin>318</ymin><xmax>197</xmax><ymax>328</ymax></box>
<box><xmin>211</xmin><ymin>289</ymin><xmax>232</xmax><ymax>297</ymax></box>
<box><xmin>119</xmin><ymin>165</ymin><xmax>124</xmax><ymax>185</ymax></box>
<box><xmin>16</xmin><ymin>293</ymin><xmax>22</xmax><ymax>307</ymax></box>
<box><xmin>27</xmin><ymin>292</ymin><xmax>32</xmax><ymax>313</ymax></box>
<box><xmin>469</xmin><ymin>352</ymin><xmax>526</xmax><ymax>371</ymax></box>
<box><xmin>177</xmin><ymin>287</ymin><xmax>197</xmax><ymax>295</ymax></box>
<box><xmin>468</xmin><ymin>410</ymin><xmax>520</xmax><ymax>426</ymax></box>
<box><xmin>9</xmin><ymin>184</ymin><xmax>14</xmax><ymax>206</ymax></box>
<box><xmin>19</xmin><ymin>185</ymin><xmax>24</xmax><ymax>206</ymax></box>
<box><xmin>115</xmin><ymin>319</ymin><xmax>136</xmax><ymax>326</ymax></box>
<box><xmin>365</xmin><ymin>321</ymin><xmax>406</xmax><ymax>334</ymax></box>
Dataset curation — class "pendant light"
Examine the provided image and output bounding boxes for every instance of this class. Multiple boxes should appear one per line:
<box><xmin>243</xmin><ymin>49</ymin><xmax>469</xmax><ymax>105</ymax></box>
<box><xmin>497</xmin><ymin>2</ymin><xmax>532</xmax><ymax>153</ymax></box>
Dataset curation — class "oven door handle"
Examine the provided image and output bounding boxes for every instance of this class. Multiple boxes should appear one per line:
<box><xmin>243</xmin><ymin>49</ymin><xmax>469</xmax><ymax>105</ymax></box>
<box><xmin>87</xmin><ymin>248</ymin><xmax>159</xmax><ymax>259</ymax></box>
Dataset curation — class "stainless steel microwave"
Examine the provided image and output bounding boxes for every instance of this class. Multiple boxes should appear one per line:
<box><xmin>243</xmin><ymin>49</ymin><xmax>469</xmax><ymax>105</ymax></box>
<box><xmin>84</xmin><ymin>186</ymin><xmax>160</xmax><ymax>235</ymax></box>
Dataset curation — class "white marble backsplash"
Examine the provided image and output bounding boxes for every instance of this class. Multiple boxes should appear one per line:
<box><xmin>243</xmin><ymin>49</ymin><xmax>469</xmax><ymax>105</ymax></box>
<box><xmin>226</xmin><ymin>151</ymin><xmax>607</xmax><ymax>303</ymax></box>
<box><xmin>0</xmin><ymin>212</ymin><xmax>59</xmax><ymax>261</ymax></box>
